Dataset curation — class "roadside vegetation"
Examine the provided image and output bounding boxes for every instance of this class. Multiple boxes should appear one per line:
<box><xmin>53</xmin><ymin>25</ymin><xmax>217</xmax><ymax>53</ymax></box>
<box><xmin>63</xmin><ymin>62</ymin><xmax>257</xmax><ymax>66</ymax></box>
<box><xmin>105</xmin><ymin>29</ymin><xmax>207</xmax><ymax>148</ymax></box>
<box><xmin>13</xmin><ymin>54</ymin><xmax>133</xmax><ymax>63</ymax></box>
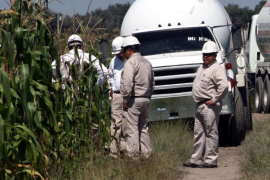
<box><xmin>49</xmin><ymin>121</ymin><xmax>193</xmax><ymax>180</ymax></box>
<box><xmin>240</xmin><ymin>118</ymin><xmax>270</xmax><ymax>180</ymax></box>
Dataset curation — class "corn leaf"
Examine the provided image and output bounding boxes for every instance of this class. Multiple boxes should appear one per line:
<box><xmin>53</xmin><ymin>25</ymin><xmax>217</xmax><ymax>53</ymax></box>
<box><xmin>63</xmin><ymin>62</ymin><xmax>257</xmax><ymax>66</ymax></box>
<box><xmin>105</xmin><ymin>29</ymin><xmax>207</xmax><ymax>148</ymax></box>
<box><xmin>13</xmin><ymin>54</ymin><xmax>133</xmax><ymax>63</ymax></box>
<box><xmin>0</xmin><ymin>115</ymin><xmax>4</xmax><ymax>160</ymax></box>
<box><xmin>0</xmin><ymin>71</ymin><xmax>11</xmax><ymax>116</ymax></box>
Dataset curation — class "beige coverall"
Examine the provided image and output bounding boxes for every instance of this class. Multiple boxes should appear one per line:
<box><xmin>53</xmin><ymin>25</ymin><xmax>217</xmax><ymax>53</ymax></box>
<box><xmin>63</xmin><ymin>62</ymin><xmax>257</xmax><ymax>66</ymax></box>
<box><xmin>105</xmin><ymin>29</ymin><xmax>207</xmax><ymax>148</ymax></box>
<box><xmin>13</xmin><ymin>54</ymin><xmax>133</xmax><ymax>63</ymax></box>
<box><xmin>108</xmin><ymin>56</ymin><xmax>126</xmax><ymax>156</ymax></box>
<box><xmin>110</xmin><ymin>94</ymin><xmax>126</xmax><ymax>155</ymax></box>
<box><xmin>120</xmin><ymin>53</ymin><xmax>155</xmax><ymax>159</ymax></box>
<box><xmin>191</xmin><ymin>61</ymin><xmax>228</xmax><ymax>165</ymax></box>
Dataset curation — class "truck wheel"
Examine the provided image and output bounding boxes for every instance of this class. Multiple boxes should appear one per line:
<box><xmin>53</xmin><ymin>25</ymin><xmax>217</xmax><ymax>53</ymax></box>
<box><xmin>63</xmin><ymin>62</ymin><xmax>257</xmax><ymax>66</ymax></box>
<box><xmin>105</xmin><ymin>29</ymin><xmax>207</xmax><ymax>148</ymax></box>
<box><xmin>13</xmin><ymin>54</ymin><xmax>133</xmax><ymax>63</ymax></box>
<box><xmin>219</xmin><ymin>114</ymin><xmax>230</xmax><ymax>146</ymax></box>
<box><xmin>263</xmin><ymin>75</ymin><xmax>270</xmax><ymax>113</ymax></box>
<box><xmin>244</xmin><ymin>75</ymin><xmax>253</xmax><ymax>131</ymax></box>
<box><xmin>229</xmin><ymin>87</ymin><xmax>246</xmax><ymax>146</ymax></box>
<box><xmin>244</xmin><ymin>107</ymin><xmax>253</xmax><ymax>131</ymax></box>
<box><xmin>255</xmin><ymin>76</ymin><xmax>263</xmax><ymax>113</ymax></box>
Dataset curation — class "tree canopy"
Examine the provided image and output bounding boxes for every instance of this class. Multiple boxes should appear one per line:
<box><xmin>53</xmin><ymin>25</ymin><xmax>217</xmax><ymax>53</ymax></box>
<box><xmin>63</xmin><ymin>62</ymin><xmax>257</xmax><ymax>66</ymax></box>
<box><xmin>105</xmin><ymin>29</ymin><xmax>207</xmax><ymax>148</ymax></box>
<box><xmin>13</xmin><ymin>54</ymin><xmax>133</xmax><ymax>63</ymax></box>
<box><xmin>224</xmin><ymin>1</ymin><xmax>266</xmax><ymax>28</ymax></box>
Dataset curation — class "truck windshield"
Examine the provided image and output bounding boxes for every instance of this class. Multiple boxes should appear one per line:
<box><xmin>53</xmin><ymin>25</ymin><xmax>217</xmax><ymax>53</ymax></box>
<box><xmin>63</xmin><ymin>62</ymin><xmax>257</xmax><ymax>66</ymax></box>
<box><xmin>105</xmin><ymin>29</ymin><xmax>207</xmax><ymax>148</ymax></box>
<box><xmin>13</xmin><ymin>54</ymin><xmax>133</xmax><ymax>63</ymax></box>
<box><xmin>133</xmin><ymin>27</ymin><xmax>215</xmax><ymax>56</ymax></box>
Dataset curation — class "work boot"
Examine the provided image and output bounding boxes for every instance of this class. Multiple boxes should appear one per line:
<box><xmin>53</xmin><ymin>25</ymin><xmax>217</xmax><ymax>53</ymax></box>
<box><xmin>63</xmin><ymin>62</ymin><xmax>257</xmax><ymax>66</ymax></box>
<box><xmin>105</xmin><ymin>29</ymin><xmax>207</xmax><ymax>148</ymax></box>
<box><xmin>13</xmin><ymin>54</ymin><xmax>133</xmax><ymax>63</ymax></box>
<box><xmin>202</xmin><ymin>163</ymin><xmax>218</xmax><ymax>168</ymax></box>
<box><xmin>183</xmin><ymin>162</ymin><xmax>202</xmax><ymax>168</ymax></box>
<box><xmin>108</xmin><ymin>152</ymin><xmax>118</xmax><ymax>159</ymax></box>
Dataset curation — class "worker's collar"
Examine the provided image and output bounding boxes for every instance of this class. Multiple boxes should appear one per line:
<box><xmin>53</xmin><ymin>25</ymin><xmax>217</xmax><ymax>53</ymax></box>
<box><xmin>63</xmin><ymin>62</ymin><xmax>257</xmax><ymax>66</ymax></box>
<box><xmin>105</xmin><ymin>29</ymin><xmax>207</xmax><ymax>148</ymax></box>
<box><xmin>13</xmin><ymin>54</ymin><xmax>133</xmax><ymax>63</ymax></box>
<box><xmin>203</xmin><ymin>60</ymin><xmax>217</xmax><ymax>69</ymax></box>
<box><xmin>129</xmin><ymin>52</ymin><xmax>141</xmax><ymax>59</ymax></box>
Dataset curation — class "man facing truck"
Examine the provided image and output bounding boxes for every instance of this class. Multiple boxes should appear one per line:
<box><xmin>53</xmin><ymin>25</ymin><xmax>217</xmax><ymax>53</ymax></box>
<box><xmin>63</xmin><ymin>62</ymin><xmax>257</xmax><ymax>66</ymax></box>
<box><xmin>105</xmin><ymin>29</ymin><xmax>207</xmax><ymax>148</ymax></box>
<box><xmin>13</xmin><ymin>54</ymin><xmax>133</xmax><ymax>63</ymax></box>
<box><xmin>120</xmin><ymin>36</ymin><xmax>155</xmax><ymax>160</ymax></box>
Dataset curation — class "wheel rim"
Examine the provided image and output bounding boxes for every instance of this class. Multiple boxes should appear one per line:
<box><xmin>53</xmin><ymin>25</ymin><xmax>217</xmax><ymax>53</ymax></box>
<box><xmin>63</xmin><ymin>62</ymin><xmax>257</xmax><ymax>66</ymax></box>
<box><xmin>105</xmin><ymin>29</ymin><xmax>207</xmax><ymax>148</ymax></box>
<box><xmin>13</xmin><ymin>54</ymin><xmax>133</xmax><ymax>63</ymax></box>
<box><xmin>264</xmin><ymin>86</ymin><xmax>268</xmax><ymax>107</ymax></box>
<box><xmin>255</xmin><ymin>88</ymin><xmax>259</xmax><ymax>109</ymax></box>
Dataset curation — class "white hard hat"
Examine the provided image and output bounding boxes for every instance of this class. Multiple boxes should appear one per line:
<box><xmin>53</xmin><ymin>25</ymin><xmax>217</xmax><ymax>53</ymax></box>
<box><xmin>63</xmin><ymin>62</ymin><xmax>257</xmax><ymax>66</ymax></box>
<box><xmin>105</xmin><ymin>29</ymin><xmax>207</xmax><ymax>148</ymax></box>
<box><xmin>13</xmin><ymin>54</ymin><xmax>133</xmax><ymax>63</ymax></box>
<box><xmin>202</xmin><ymin>41</ymin><xmax>218</xmax><ymax>53</ymax></box>
<box><xmin>111</xmin><ymin>36</ymin><xmax>124</xmax><ymax>55</ymax></box>
<box><xmin>67</xmin><ymin>34</ymin><xmax>83</xmax><ymax>47</ymax></box>
<box><xmin>122</xmin><ymin>36</ymin><xmax>140</xmax><ymax>48</ymax></box>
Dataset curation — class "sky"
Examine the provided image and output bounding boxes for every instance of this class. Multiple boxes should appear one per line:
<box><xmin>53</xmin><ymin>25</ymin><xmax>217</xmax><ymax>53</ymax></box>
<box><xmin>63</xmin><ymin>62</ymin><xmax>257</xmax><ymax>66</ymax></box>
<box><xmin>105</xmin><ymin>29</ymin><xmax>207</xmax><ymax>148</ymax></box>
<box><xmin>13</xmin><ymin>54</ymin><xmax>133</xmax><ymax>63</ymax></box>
<box><xmin>0</xmin><ymin>0</ymin><xmax>265</xmax><ymax>16</ymax></box>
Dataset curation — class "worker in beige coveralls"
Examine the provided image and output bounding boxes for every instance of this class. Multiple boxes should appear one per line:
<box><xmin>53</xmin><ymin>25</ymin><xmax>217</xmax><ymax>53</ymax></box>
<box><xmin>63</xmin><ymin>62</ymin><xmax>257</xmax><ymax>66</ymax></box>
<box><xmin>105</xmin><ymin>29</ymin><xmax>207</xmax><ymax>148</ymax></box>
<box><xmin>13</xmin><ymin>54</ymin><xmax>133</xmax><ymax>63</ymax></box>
<box><xmin>184</xmin><ymin>41</ymin><xmax>228</xmax><ymax>168</ymax></box>
<box><xmin>108</xmin><ymin>36</ymin><xmax>126</xmax><ymax>158</ymax></box>
<box><xmin>120</xmin><ymin>36</ymin><xmax>155</xmax><ymax>160</ymax></box>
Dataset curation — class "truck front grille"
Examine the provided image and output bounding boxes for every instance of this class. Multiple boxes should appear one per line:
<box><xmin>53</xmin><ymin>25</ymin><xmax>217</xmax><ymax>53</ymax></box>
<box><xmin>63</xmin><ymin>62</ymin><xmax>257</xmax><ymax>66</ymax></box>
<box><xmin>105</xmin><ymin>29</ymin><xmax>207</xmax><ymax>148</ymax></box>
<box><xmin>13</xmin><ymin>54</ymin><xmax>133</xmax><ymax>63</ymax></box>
<box><xmin>153</xmin><ymin>64</ymin><xmax>200</xmax><ymax>96</ymax></box>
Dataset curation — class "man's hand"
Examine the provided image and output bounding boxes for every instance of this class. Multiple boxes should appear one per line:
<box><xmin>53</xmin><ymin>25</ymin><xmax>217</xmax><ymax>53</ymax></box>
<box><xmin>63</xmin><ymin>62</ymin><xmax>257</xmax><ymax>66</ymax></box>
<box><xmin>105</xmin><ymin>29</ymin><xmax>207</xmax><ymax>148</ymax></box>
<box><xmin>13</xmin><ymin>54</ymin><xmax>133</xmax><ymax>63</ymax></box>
<box><xmin>123</xmin><ymin>103</ymin><xmax>128</xmax><ymax>110</ymax></box>
<box><xmin>205</xmin><ymin>99</ymin><xmax>215</xmax><ymax>107</ymax></box>
<box><xmin>110</xmin><ymin>90</ymin><xmax>113</xmax><ymax>99</ymax></box>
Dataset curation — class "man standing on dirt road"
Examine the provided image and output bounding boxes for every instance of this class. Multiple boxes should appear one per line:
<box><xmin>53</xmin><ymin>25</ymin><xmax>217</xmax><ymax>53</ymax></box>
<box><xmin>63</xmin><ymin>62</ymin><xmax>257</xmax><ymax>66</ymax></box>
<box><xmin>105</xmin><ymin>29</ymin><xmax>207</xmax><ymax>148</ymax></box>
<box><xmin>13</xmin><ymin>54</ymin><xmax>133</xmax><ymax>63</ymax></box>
<box><xmin>108</xmin><ymin>36</ymin><xmax>127</xmax><ymax>158</ymax></box>
<box><xmin>184</xmin><ymin>41</ymin><xmax>228</xmax><ymax>168</ymax></box>
<box><xmin>120</xmin><ymin>36</ymin><xmax>155</xmax><ymax>160</ymax></box>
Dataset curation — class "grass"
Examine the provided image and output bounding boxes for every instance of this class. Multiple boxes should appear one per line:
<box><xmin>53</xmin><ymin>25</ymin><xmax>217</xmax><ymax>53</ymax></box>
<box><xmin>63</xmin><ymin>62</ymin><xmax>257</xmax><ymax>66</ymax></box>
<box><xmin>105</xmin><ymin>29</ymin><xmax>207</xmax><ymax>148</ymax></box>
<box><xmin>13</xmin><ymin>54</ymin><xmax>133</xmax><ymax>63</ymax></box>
<box><xmin>240</xmin><ymin>118</ymin><xmax>270</xmax><ymax>180</ymax></box>
<box><xmin>49</xmin><ymin>120</ymin><xmax>194</xmax><ymax>180</ymax></box>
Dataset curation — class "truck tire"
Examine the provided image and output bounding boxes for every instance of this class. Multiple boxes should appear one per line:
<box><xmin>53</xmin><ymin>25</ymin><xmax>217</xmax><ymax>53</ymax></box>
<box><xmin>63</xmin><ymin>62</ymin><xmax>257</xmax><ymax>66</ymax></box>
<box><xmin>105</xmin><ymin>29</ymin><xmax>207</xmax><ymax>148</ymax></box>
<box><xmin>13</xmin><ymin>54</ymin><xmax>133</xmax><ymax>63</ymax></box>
<box><xmin>219</xmin><ymin>114</ymin><xmax>230</xmax><ymax>146</ymax></box>
<box><xmin>244</xmin><ymin>107</ymin><xmax>252</xmax><ymax>131</ymax></box>
<box><xmin>255</xmin><ymin>76</ymin><xmax>263</xmax><ymax>113</ymax></box>
<box><xmin>263</xmin><ymin>75</ymin><xmax>270</xmax><ymax>113</ymax></box>
<box><xmin>243</xmin><ymin>75</ymin><xmax>253</xmax><ymax>131</ymax></box>
<box><xmin>229</xmin><ymin>87</ymin><xmax>246</xmax><ymax>146</ymax></box>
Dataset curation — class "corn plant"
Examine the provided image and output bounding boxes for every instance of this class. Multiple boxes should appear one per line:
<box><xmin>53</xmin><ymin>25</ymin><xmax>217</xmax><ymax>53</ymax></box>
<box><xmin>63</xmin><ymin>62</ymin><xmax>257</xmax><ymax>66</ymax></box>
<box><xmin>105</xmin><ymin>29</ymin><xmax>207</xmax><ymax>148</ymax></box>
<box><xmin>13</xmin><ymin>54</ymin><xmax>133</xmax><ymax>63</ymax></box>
<box><xmin>0</xmin><ymin>0</ymin><xmax>111</xmax><ymax>179</ymax></box>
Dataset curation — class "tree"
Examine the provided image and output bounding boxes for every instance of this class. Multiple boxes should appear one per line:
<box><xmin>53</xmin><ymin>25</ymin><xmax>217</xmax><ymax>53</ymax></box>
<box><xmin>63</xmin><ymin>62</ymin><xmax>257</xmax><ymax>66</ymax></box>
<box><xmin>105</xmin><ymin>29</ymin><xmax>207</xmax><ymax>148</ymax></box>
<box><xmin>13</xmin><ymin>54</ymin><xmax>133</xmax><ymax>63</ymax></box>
<box><xmin>89</xmin><ymin>3</ymin><xmax>131</xmax><ymax>36</ymax></box>
<box><xmin>254</xmin><ymin>0</ymin><xmax>267</xmax><ymax>13</ymax></box>
<box><xmin>224</xmin><ymin>1</ymin><xmax>268</xmax><ymax>29</ymax></box>
<box><xmin>225</xmin><ymin>3</ymin><xmax>254</xmax><ymax>29</ymax></box>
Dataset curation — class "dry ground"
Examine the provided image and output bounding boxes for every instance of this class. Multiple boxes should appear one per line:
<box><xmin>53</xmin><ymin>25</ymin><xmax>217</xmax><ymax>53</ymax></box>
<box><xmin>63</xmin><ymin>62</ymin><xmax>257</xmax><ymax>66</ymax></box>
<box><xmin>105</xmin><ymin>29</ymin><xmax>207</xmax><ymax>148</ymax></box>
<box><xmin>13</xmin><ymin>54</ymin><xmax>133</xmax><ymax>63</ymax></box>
<box><xmin>181</xmin><ymin>113</ymin><xmax>270</xmax><ymax>180</ymax></box>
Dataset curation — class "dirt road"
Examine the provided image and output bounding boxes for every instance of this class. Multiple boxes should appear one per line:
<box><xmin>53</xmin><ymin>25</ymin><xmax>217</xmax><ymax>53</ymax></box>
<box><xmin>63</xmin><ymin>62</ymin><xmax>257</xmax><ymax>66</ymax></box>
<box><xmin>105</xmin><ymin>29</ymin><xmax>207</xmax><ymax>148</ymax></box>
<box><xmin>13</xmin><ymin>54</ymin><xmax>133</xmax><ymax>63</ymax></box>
<box><xmin>181</xmin><ymin>113</ymin><xmax>270</xmax><ymax>180</ymax></box>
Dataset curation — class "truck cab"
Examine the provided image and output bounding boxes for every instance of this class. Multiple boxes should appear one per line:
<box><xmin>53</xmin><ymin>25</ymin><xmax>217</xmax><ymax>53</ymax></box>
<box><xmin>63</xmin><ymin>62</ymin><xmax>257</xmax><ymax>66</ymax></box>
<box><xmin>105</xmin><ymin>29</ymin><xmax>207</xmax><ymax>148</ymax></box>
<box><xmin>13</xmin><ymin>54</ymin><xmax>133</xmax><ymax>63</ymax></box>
<box><xmin>132</xmin><ymin>24</ymin><xmax>233</xmax><ymax>121</ymax></box>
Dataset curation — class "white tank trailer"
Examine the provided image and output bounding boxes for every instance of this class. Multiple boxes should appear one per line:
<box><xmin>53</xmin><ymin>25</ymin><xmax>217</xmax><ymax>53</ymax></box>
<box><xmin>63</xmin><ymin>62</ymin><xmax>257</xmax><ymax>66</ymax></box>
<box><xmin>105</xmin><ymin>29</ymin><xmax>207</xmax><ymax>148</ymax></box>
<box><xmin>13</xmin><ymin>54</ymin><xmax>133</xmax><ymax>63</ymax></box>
<box><xmin>121</xmin><ymin>0</ymin><xmax>252</xmax><ymax>145</ymax></box>
<box><xmin>244</xmin><ymin>0</ymin><xmax>270</xmax><ymax>115</ymax></box>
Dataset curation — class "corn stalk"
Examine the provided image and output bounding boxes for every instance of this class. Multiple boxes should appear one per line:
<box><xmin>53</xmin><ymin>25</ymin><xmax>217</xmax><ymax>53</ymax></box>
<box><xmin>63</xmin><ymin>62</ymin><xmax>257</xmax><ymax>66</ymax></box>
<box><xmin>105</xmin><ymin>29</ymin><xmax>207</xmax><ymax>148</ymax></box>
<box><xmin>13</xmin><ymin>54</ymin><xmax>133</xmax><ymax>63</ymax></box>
<box><xmin>0</xmin><ymin>0</ymin><xmax>110</xmax><ymax>179</ymax></box>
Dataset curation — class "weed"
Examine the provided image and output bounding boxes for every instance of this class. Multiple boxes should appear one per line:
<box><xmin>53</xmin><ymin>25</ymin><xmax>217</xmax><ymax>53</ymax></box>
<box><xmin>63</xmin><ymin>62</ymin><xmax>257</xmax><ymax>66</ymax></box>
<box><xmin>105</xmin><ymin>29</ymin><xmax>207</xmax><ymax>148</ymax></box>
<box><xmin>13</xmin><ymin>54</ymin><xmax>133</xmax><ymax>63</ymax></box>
<box><xmin>240</xmin><ymin>118</ymin><xmax>270</xmax><ymax>179</ymax></box>
<box><xmin>49</xmin><ymin>121</ymin><xmax>194</xmax><ymax>180</ymax></box>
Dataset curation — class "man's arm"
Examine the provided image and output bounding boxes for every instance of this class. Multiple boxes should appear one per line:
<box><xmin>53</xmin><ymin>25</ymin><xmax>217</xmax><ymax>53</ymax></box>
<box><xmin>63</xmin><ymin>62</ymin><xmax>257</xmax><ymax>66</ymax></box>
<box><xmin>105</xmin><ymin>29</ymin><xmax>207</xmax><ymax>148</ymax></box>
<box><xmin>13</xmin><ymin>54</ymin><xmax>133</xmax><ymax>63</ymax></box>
<box><xmin>150</xmin><ymin>69</ymin><xmax>155</xmax><ymax>97</ymax></box>
<box><xmin>60</xmin><ymin>55</ymin><xmax>70</xmax><ymax>81</ymax></box>
<box><xmin>91</xmin><ymin>55</ymin><xmax>108</xmax><ymax>86</ymax></box>
<box><xmin>108</xmin><ymin>58</ymin><xmax>115</xmax><ymax>99</ymax></box>
<box><xmin>108</xmin><ymin>58</ymin><xmax>114</xmax><ymax>87</ymax></box>
<box><xmin>120</xmin><ymin>61</ymin><xmax>135</xmax><ymax>104</ymax></box>
<box><xmin>212</xmin><ymin>67</ymin><xmax>228</xmax><ymax>103</ymax></box>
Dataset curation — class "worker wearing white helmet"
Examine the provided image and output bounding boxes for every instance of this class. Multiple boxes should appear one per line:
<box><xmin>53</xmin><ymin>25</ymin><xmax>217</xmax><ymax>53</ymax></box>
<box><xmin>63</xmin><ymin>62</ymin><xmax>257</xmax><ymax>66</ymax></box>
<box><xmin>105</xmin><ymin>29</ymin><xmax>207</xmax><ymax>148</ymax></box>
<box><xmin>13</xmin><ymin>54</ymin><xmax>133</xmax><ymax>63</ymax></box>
<box><xmin>184</xmin><ymin>41</ymin><xmax>228</xmax><ymax>168</ymax></box>
<box><xmin>120</xmin><ymin>36</ymin><xmax>155</xmax><ymax>160</ymax></box>
<box><xmin>52</xmin><ymin>34</ymin><xmax>107</xmax><ymax>86</ymax></box>
<box><xmin>108</xmin><ymin>36</ymin><xmax>127</xmax><ymax>158</ymax></box>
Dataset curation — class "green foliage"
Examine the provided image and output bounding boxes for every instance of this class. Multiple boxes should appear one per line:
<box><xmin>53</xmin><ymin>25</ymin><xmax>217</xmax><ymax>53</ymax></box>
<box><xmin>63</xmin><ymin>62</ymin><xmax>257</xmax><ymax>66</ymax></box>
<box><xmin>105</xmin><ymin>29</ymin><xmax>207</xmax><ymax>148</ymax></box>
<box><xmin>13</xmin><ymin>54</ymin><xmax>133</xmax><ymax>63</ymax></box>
<box><xmin>0</xmin><ymin>0</ymin><xmax>110</xmax><ymax>179</ymax></box>
<box><xmin>240</xmin><ymin>119</ymin><xmax>270</xmax><ymax>179</ymax></box>
<box><xmin>225</xmin><ymin>1</ymin><xmax>266</xmax><ymax>29</ymax></box>
<box><xmin>225</xmin><ymin>4</ymin><xmax>254</xmax><ymax>29</ymax></box>
<box><xmin>89</xmin><ymin>3</ymin><xmax>131</xmax><ymax>36</ymax></box>
<box><xmin>49</xmin><ymin>121</ymin><xmax>193</xmax><ymax>180</ymax></box>
<box><xmin>254</xmin><ymin>1</ymin><xmax>267</xmax><ymax>14</ymax></box>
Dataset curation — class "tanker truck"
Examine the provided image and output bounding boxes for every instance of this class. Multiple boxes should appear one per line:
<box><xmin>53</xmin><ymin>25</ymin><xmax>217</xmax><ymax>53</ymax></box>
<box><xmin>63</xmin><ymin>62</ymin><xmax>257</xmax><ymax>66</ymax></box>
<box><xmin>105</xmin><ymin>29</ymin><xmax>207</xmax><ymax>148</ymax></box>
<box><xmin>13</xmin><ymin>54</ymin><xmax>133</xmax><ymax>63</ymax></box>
<box><xmin>120</xmin><ymin>0</ymin><xmax>252</xmax><ymax>145</ymax></box>
<box><xmin>244</xmin><ymin>0</ymin><xmax>270</xmax><ymax>115</ymax></box>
